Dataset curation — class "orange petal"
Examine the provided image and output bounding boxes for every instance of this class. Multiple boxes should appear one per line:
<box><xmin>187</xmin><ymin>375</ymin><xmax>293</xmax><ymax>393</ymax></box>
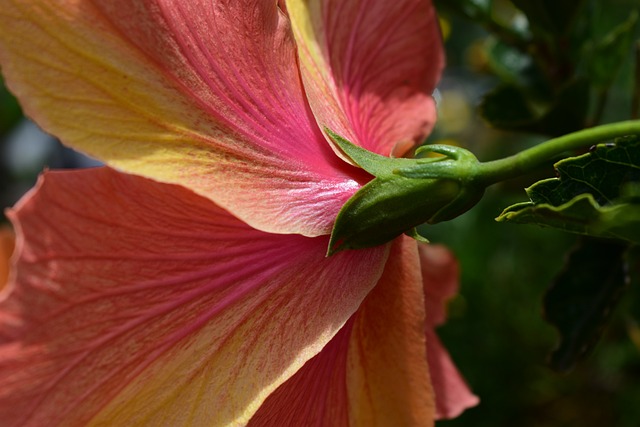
<box><xmin>419</xmin><ymin>244</ymin><xmax>479</xmax><ymax>419</ymax></box>
<box><xmin>287</xmin><ymin>0</ymin><xmax>444</xmax><ymax>158</ymax></box>
<box><xmin>0</xmin><ymin>226</ymin><xmax>14</xmax><ymax>292</ymax></box>
<box><xmin>0</xmin><ymin>168</ymin><xmax>388</xmax><ymax>426</ymax></box>
<box><xmin>0</xmin><ymin>1</ymin><xmax>368</xmax><ymax>237</ymax></box>
<box><xmin>249</xmin><ymin>236</ymin><xmax>435</xmax><ymax>426</ymax></box>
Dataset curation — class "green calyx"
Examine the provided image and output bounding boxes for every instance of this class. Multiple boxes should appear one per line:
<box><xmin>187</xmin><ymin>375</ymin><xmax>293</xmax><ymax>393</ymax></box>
<box><xmin>325</xmin><ymin>121</ymin><xmax>640</xmax><ymax>255</ymax></box>
<box><xmin>326</xmin><ymin>129</ymin><xmax>486</xmax><ymax>255</ymax></box>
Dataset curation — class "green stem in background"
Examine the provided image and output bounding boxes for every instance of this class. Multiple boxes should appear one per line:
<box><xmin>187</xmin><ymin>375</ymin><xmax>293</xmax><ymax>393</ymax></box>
<box><xmin>476</xmin><ymin>120</ymin><xmax>640</xmax><ymax>186</ymax></box>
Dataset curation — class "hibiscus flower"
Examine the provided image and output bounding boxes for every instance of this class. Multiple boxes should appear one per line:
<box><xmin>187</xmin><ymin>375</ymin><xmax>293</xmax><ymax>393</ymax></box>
<box><xmin>0</xmin><ymin>0</ymin><xmax>478</xmax><ymax>425</ymax></box>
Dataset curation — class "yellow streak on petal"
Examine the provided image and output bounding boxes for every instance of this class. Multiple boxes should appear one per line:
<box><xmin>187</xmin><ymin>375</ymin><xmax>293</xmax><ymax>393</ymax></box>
<box><xmin>88</xmin><ymin>294</ymin><xmax>344</xmax><ymax>426</ymax></box>
<box><xmin>286</xmin><ymin>0</ymin><xmax>360</xmax><ymax>164</ymax></box>
<box><xmin>286</xmin><ymin>0</ymin><xmax>327</xmax><ymax>81</ymax></box>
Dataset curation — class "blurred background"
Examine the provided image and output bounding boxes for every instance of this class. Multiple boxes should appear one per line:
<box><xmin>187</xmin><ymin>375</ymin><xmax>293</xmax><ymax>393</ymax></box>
<box><xmin>1</xmin><ymin>0</ymin><xmax>640</xmax><ymax>426</ymax></box>
<box><xmin>427</xmin><ymin>1</ymin><xmax>640</xmax><ymax>425</ymax></box>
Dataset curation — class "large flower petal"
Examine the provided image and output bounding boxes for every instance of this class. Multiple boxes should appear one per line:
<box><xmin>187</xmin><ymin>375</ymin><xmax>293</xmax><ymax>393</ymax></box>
<box><xmin>0</xmin><ymin>168</ymin><xmax>388</xmax><ymax>426</ymax></box>
<box><xmin>287</xmin><ymin>0</ymin><xmax>444</xmax><ymax>158</ymax></box>
<box><xmin>249</xmin><ymin>236</ymin><xmax>435</xmax><ymax>426</ymax></box>
<box><xmin>0</xmin><ymin>1</ymin><xmax>369</xmax><ymax>237</ymax></box>
<box><xmin>419</xmin><ymin>244</ymin><xmax>479</xmax><ymax>419</ymax></box>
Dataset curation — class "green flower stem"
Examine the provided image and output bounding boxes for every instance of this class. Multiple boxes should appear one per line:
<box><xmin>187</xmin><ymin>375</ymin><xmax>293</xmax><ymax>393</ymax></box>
<box><xmin>476</xmin><ymin>120</ymin><xmax>640</xmax><ymax>186</ymax></box>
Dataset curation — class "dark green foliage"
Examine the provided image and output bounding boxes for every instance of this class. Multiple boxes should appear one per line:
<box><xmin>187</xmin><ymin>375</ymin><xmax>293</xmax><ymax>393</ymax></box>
<box><xmin>511</xmin><ymin>0</ymin><xmax>585</xmax><ymax>36</ymax></box>
<box><xmin>587</xmin><ymin>11</ymin><xmax>638</xmax><ymax>90</ymax></box>
<box><xmin>434</xmin><ymin>0</ymin><xmax>493</xmax><ymax>22</ymax></box>
<box><xmin>426</xmin><ymin>190</ymin><xmax>640</xmax><ymax>427</ymax></box>
<box><xmin>0</xmin><ymin>76</ymin><xmax>21</xmax><ymax>133</ymax></box>
<box><xmin>441</xmin><ymin>0</ymin><xmax>638</xmax><ymax>134</ymax></box>
<box><xmin>480</xmin><ymin>79</ymin><xmax>590</xmax><ymax>136</ymax></box>
<box><xmin>497</xmin><ymin>137</ymin><xmax>640</xmax><ymax>243</ymax></box>
<box><xmin>435</xmin><ymin>1</ymin><xmax>640</xmax><ymax>425</ymax></box>
<box><xmin>544</xmin><ymin>238</ymin><xmax>628</xmax><ymax>372</ymax></box>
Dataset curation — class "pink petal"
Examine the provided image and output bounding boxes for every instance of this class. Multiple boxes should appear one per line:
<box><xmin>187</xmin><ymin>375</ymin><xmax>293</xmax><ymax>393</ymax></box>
<box><xmin>0</xmin><ymin>168</ymin><xmax>388</xmax><ymax>426</ymax></box>
<box><xmin>249</xmin><ymin>236</ymin><xmax>436</xmax><ymax>426</ymax></box>
<box><xmin>0</xmin><ymin>0</ymin><xmax>369</xmax><ymax>237</ymax></box>
<box><xmin>287</xmin><ymin>0</ymin><xmax>444</xmax><ymax>158</ymax></box>
<box><xmin>419</xmin><ymin>244</ymin><xmax>480</xmax><ymax>419</ymax></box>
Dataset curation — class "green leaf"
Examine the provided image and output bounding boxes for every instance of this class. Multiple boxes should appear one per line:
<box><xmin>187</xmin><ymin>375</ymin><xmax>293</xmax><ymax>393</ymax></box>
<box><xmin>497</xmin><ymin>136</ymin><xmax>640</xmax><ymax>243</ymax></box>
<box><xmin>498</xmin><ymin>193</ymin><xmax>640</xmax><ymax>244</ymax></box>
<box><xmin>324</xmin><ymin>128</ymin><xmax>410</xmax><ymax>177</ymax></box>
<box><xmin>586</xmin><ymin>10</ymin><xmax>638</xmax><ymax>90</ymax></box>
<box><xmin>544</xmin><ymin>238</ymin><xmax>628</xmax><ymax>372</ymax></box>
<box><xmin>480</xmin><ymin>78</ymin><xmax>589</xmax><ymax>135</ymax></box>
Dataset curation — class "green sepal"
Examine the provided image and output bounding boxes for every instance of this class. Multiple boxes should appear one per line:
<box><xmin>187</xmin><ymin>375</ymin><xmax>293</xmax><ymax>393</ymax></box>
<box><xmin>326</xmin><ymin>130</ymin><xmax>486</xmax><ymax>255</ymax></box>
<box><xmin>324</xmin><ymin>128</ymin><xmax>412</xmax><ymax>177</ymax></box>
<box><xmin>405</xmin><ymin>228</ymin><xmax>430</xmax><ymax>244</ymax></box>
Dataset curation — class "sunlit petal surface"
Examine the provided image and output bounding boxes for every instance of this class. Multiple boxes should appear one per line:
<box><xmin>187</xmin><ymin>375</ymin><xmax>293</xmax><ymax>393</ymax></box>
<box><xmin>0</xmin><ymin>168</ymin><xmax>388</xmax><ymax>426</ymax></box>
<box><xmin>0</xmin><ymin>0</ymin><xmax>371</xmax><ymax>237</ymax></box>
<box><xmin>287</xmin><ymin>0</ymin><xmax>444</xmax><ymax>158</ymax></box>
<box><xmin>249</xmin><ymin>237</ymin><xmax>436</xmax><ymax>426</ymax></box>
<box><xmin>419</xmin><ymin>244</ymin><xmax>480</xmax><ymax>419</ymax></box>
